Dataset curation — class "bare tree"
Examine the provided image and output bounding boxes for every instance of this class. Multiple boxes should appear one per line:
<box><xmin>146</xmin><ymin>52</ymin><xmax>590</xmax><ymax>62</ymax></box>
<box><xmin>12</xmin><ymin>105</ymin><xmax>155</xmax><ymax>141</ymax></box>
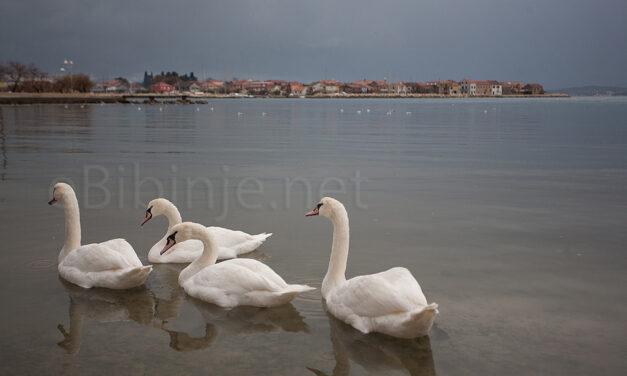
<box><xmin>55</xmin><ymin>73</ymin><xmax>94</xmax><ymax>93</ymax></box>
<box><xmin>6</xmin><ymin>61</ymin><xmax>29</xmax><ymax>92</ymax></box>
<box><xmin>22</xmin><ymin>65</ymin><xmax>51</xmax><ymax>92</ymax></box>
<box><xmin>0</xmin><ymin>64</ymin><xmax>7</xmax><ymax>91</ymax></box>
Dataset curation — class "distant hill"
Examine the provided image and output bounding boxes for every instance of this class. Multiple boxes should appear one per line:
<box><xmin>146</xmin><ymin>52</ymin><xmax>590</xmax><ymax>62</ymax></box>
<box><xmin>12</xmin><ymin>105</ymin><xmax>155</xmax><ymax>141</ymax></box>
<box><xmin>548</xmin><ymin>86</ymin><xmax>627</xmax><ymax>96</ymax></box>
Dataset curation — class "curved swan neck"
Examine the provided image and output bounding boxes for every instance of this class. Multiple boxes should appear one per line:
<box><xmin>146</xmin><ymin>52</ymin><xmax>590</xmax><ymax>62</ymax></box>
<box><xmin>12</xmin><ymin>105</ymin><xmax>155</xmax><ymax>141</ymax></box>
<box><xmin>163</xmin><ymin>203</ymin><xmax>183</xmax><ymax>232</ymax></box>
<box><xmin>59</xmin><ymin>192</ymin><xmax>81</xmax><ymax>263</ymax></box>
<box><xmin>179</xmin><ymin>226</ymin><xmax>218</xmax><ymax>283</ymax></box>
<box><xmin>322</xmin><ymin>208</ymin><xmax>349</xmax><ymax>297</ymax></box>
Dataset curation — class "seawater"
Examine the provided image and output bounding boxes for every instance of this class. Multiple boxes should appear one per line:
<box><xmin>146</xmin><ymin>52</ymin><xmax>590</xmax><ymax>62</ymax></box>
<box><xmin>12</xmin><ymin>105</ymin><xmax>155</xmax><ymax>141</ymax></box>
<box><xmin>0</xmin><ymin>98</ymin><xmax>626</xmax><ymax>375</ymax></box>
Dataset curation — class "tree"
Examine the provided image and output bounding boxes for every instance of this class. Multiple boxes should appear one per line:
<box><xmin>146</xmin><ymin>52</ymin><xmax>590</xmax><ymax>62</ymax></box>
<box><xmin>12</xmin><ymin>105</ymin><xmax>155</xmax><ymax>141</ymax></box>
<box><xmin>55</xmin><ymin>73</ymin><xmax>94</xmax><ymax>93</ymax></box>
<box><xmin>0</xmin><ymin>64</ymin><xmax>7</xmax><ymax>91</ymax></box>
<box><xmin>114</xmin><ymin>76</ymin><xmax>130</xmax><ymax>85</ymax></box>
<box><xmin>21</xmin><ymin>65</ymin><xmax>52</xmax><ymax>92</ymax></box>
<box><xmin>6</xmin><ymin>61</ymin><xmax>29</xmax><ymax>92</ymax></box>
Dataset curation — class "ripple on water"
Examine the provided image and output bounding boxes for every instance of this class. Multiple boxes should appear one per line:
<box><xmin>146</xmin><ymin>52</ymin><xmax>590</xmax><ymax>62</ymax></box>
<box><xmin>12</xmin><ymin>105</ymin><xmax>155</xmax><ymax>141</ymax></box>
<box><xmin>290</xmin><ymin>277</ymin><xmax>327</xmax><ymax>321</ymax></box>
<box><xmin>26</xmin><ymin>259</ymin><xmax>56</xmax><ymax>270</ymax></box>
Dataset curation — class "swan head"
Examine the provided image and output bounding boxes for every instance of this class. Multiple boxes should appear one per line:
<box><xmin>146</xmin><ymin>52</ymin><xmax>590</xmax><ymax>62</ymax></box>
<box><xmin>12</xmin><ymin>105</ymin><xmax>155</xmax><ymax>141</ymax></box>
<box><xmin>141</xmin><ymin>198</ymin><xmax>173</xmax><ymax>226</ymax></box>
<box><xmin>305</xmin><ymin>197</ymin><xmax>345</xmax><ymax>220</ymax></box>
<box><xmin>49</xmin><ymin>182</ymin><xmax>75</xmax><ymax>205</ymax></box>
<box><xmin>160</xmin><ymin>222</ymin><xmax>206</xmax><ymax>255</ymax></box>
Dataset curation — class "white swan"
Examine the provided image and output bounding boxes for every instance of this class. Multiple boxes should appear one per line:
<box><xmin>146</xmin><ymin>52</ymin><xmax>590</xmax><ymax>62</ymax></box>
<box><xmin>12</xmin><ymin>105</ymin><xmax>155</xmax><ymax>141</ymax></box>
<box><xmin>49</xmin><ymin>183</ymin><xmax>152</xmax><ymax>289</ymax></box>
<box><xmin>141</xmin><ymin>198</ymin><xmax>272</xmax><ymax>263</ymax></box>
<box><xmin>306</xmin><ymin>197</ymin><xmax>438</xmax><ymax>338</ymax></box>
<box><xmin>161</xmin><ymin>222</ymin><xmax>315</xmax><ymax>308</ymax></box>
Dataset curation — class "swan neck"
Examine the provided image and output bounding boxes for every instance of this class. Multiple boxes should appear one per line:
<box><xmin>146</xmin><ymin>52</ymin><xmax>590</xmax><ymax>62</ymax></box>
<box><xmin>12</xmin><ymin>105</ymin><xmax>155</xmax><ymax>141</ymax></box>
<box><xmin>322</xmin><ymin>210</ymin><xmax>349</xmax><ymax>297</ymax></box>
<box><xmin>179</xmin><ymin>227</ymin><xmax>218</xmax><ymax>283</ymax></box>
<box><xmin>164</xmin><ymin>204</ymin><xmax>183</xmax><ymax>232</ymax></box>
<box><xmin>60</xmin><ymin>193</ymin><xmax>81</xmax><ymax>262</ymax></box>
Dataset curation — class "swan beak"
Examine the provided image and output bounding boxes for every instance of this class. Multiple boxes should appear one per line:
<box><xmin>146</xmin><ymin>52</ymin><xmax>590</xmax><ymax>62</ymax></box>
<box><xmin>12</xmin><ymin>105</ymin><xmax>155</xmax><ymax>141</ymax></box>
<box><xmin>160</xmin><ymin>237</ymin><xmax>176</xmax><ymax>255</ymax></box>
<box><xmin>48</xmin><ymin>198</ymin><xmax>57</xmax><ymax>205</ymax></box>
<box><xmin>305</xmin><ymin>207</ymin><xmax>319</xmax><ymax>217</ymax></box>
<box><xmin>140</xmin><ymin>212</ymin><xmax>152</xmax><ymax>226</ymax></box>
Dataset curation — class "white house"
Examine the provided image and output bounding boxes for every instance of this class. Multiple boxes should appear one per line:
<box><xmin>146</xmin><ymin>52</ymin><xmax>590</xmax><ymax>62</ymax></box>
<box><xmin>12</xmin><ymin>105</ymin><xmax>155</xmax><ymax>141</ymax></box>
<box><xmin>459</xmin><ymin>78</ymin><xmax>477</xmax><ymax>96</ymax></box>
<box><xmin>490</xmin><ymin>82</ymin><xmax>502</xmax><ymax>96</ymax></box>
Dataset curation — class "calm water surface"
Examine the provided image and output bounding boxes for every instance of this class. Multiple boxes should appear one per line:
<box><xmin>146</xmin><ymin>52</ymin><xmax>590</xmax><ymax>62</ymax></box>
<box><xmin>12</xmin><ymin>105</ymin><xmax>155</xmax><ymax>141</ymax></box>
<box><xmin>0</xmin><ymin>98</ymin><xmax>626</xmax><ymax>375</ymax></box>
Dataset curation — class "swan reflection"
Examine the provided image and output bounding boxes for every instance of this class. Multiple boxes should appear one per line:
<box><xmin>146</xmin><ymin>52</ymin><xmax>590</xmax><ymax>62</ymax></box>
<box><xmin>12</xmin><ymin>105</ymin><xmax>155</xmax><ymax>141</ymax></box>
<box><xmin>308</xmin><ymin>306</ymin><xmax>436</xmax><ymax>376</ymax></box>
<box><xmin>56</xmin><ymin>263</ymin><xmax>311</xmax><ymax>355</ymax></box>
<box><xmin>56</xmin><ymin>278</ymin><xmax>155</xmax><ymax>355</ymax></box>
<box><xmin>150</xmin><ymin>263</ymin><xmax>186</xmax><ymax>323</ymax></box>
<box><xmin>162</xmin><ymin>298</ymin><xmax>310</xmax><ymax>352</ymax></box>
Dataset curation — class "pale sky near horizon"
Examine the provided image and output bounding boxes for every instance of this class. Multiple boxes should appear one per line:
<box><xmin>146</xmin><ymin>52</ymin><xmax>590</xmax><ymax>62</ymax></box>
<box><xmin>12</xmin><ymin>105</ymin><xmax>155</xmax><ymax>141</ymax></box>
<box><xmin>1</xmin><ymin>0</ymin><xmax>625</xmax><ymax>89</ymax></box>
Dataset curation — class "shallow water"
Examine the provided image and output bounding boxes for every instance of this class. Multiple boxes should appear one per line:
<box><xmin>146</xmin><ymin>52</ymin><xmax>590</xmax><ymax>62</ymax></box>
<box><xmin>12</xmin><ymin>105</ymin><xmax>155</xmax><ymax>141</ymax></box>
<box><xmin>0</xmin><ymin>98</ymin><xmax>626</xmax><ymax>375</ymax></box>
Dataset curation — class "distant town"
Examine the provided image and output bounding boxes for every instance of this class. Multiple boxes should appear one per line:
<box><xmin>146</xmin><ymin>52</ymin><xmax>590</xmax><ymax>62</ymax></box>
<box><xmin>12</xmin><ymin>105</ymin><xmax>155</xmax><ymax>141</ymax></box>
<box><xmin>0</xmin><ymin>61</ymin><xmax>558</xmax><ymax>103</ymax></box>
<box><xmin>126</xmin><ymin>72</ymin><xmax>547</xmax><ymax>97</ymax></box>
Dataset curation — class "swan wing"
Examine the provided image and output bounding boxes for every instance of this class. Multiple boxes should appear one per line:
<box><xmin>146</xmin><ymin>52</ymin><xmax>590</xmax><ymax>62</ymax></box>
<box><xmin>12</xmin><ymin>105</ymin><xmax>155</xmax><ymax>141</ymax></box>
<box><xmin>207</xmin><ymin>227</ymin><xmax>271</xmax><ymax>256</ymax></box>
<box><xmin>223</xmin><ymin>258</ymin><xmax>288</xmax><ymax>287</ymax></box>
<box><xmin>329</xmin><ymin>267</ymin><xmax>428</xmax><ymax>318</ymax></box>
<box><xmin>61</xmin><ymin>243</ymin><xmax>138</xmax><ymax>273</ymax></box>
<box><xmin>207</xmin><ymin>226</ymin><xmax>254</xmax><ymax>247</ymax></box>
<box><xmin>187</xmin><ymin>260</ymin><xmax>287</xmax><ymax>296</ymax></box>
<box><xmin>99</xmin><ymin>238</ymin><xmax>142</xmax><ymax>266</ymax></box>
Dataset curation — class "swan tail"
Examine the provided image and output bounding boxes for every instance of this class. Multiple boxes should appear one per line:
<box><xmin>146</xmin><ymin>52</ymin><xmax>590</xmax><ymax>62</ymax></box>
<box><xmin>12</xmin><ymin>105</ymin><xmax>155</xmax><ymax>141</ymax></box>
<box><xmin>284</xmin><ymin>284</ymin><xmax>316</xmax><ymax>294</ymax></box>
<box><xmin>251</xmin><ymin>232</ymin><xmax>272</xmax><ymax>245</ymax></box>
<box><xmin>275</xmin><ymin>284</ymin><xmax>315</xmax><ymax>303</ymax></box>
<box><xmin>402</xmin><ymin>303</ymin><xmax>438</xmax><ymax>337</ymax></box>
<box><xmin>116</xmin><ymin>265</ymin><xmax>153</xmax><ymax>289</ymax></box>
<box><xmin>233</xmin><ymin>232</ymin><xmax>273</xmax><ymax>256</ymax></box>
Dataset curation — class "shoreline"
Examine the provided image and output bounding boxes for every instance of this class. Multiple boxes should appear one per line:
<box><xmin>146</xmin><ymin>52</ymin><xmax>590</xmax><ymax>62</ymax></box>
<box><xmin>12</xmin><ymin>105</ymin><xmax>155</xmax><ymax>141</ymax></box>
<box><xmin>0</xmin><ymin>92</ymin><xmax>568</xmax><ymax>105</ymax></box>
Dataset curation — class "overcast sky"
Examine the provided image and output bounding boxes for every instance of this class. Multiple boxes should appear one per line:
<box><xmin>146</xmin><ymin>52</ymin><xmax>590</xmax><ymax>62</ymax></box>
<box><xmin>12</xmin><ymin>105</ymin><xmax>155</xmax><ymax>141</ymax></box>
<box><xmin>1</xmin><ymin>0</ymin><xmax>626</xmax><ymax>89</ymax></box>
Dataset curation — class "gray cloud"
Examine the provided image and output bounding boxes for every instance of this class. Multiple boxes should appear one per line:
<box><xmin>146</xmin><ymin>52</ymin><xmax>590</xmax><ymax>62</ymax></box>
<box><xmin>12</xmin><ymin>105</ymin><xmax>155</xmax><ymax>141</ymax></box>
<box><xmin>1</xmin><ymin>0</ymin><xmax>626</xmax><ymax>88</ymax></box>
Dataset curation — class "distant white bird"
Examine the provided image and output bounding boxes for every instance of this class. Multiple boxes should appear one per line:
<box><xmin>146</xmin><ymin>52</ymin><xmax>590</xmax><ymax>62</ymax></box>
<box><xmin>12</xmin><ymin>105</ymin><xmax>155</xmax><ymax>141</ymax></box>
<box><xmin>484</xmin><ymin>109</ymin><xmax>488</xmax><ymax>114</ymax></box>
<box><xmin>64</xmin><ymin>105</ymin><xmax>69</xmax><ymax>109</ymax></box>
<box><xmin>159</xmin><ymin>107</ymin><xmax>163</xmax><ymax>112</ymax></box>
<box><xmin>237</xmin><ymin>112</ymin><xmax>243</xmax><ymax>117</ymax></box>
<box><xmin>386</xmin><ymin>110</ymin><xmax>392</xmax><ymax>116</ymax></box>
<box><xmin>262</xmin><ymin>112</ymin><xmax>267</xmax><ymax>116</ymax></box>
<box><xmin>196</xmin><ymin>107</ymin><xmax>200</xmax><ymax>112</ymax></box>
<box><xmin>356</xmin><ymin>110</ymin><xmax>361</xmax><ymax>114</ymax></box>
<box><xmin>137</xmin><ymin>106</ymin><xmax>142</xmax><ymax>111</ymax></box>
<box><xmin>366</xmin><ymin>108</ymin><xmax>371</xmax><ymax>113</ymax></box>
<box><xmin>80</xmin><ymin>105</ymin><xmax>85</xmax><ymax>109</ymax></box>
<box><xmin>340</xmin><ymin>109</ymin><xmax>344</xmax><ymax>113</ymax></box>
<box><xmin>210</xmin><ymin>107</ymin><xmax>214</xmax><ymax>111</ymax></box>
<box><xmin>406</xmin><ymin>112</ymin><xmax>412</xmax><ymax>115</ymax></box>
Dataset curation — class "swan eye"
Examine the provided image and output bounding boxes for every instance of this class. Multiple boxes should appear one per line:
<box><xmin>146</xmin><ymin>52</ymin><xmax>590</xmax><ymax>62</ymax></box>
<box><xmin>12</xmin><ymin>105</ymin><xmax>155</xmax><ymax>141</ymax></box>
<box><xmin>167</xmin><ymin>231</ymin><xmax>178</xmax><ymax>242</ymax></box>
<box><xmin>147</xmin><ymin>206</ymin><xmax>152</xmax><ymax>214</ymax></box>
<box><xmin>317</xmin><ymin>203</ymin><xmax>323</xmax><ymax>209</ymax></box>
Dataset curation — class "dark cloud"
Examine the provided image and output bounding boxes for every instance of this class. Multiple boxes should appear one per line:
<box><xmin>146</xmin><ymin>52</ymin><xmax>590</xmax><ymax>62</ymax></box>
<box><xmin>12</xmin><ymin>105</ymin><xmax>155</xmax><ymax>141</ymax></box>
<box><xmin>1</xmin><ymin>0</ymin><xmax>626</xmax><ymax>88</ymax></box>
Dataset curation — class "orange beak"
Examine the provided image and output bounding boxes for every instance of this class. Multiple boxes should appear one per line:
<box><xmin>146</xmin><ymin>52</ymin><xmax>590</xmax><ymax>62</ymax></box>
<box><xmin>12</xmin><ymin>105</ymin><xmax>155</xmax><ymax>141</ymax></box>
<box><xmin>305</xmin><ymin>207</ymin><xmax>319</xmax><ymax>217</ymax></box>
